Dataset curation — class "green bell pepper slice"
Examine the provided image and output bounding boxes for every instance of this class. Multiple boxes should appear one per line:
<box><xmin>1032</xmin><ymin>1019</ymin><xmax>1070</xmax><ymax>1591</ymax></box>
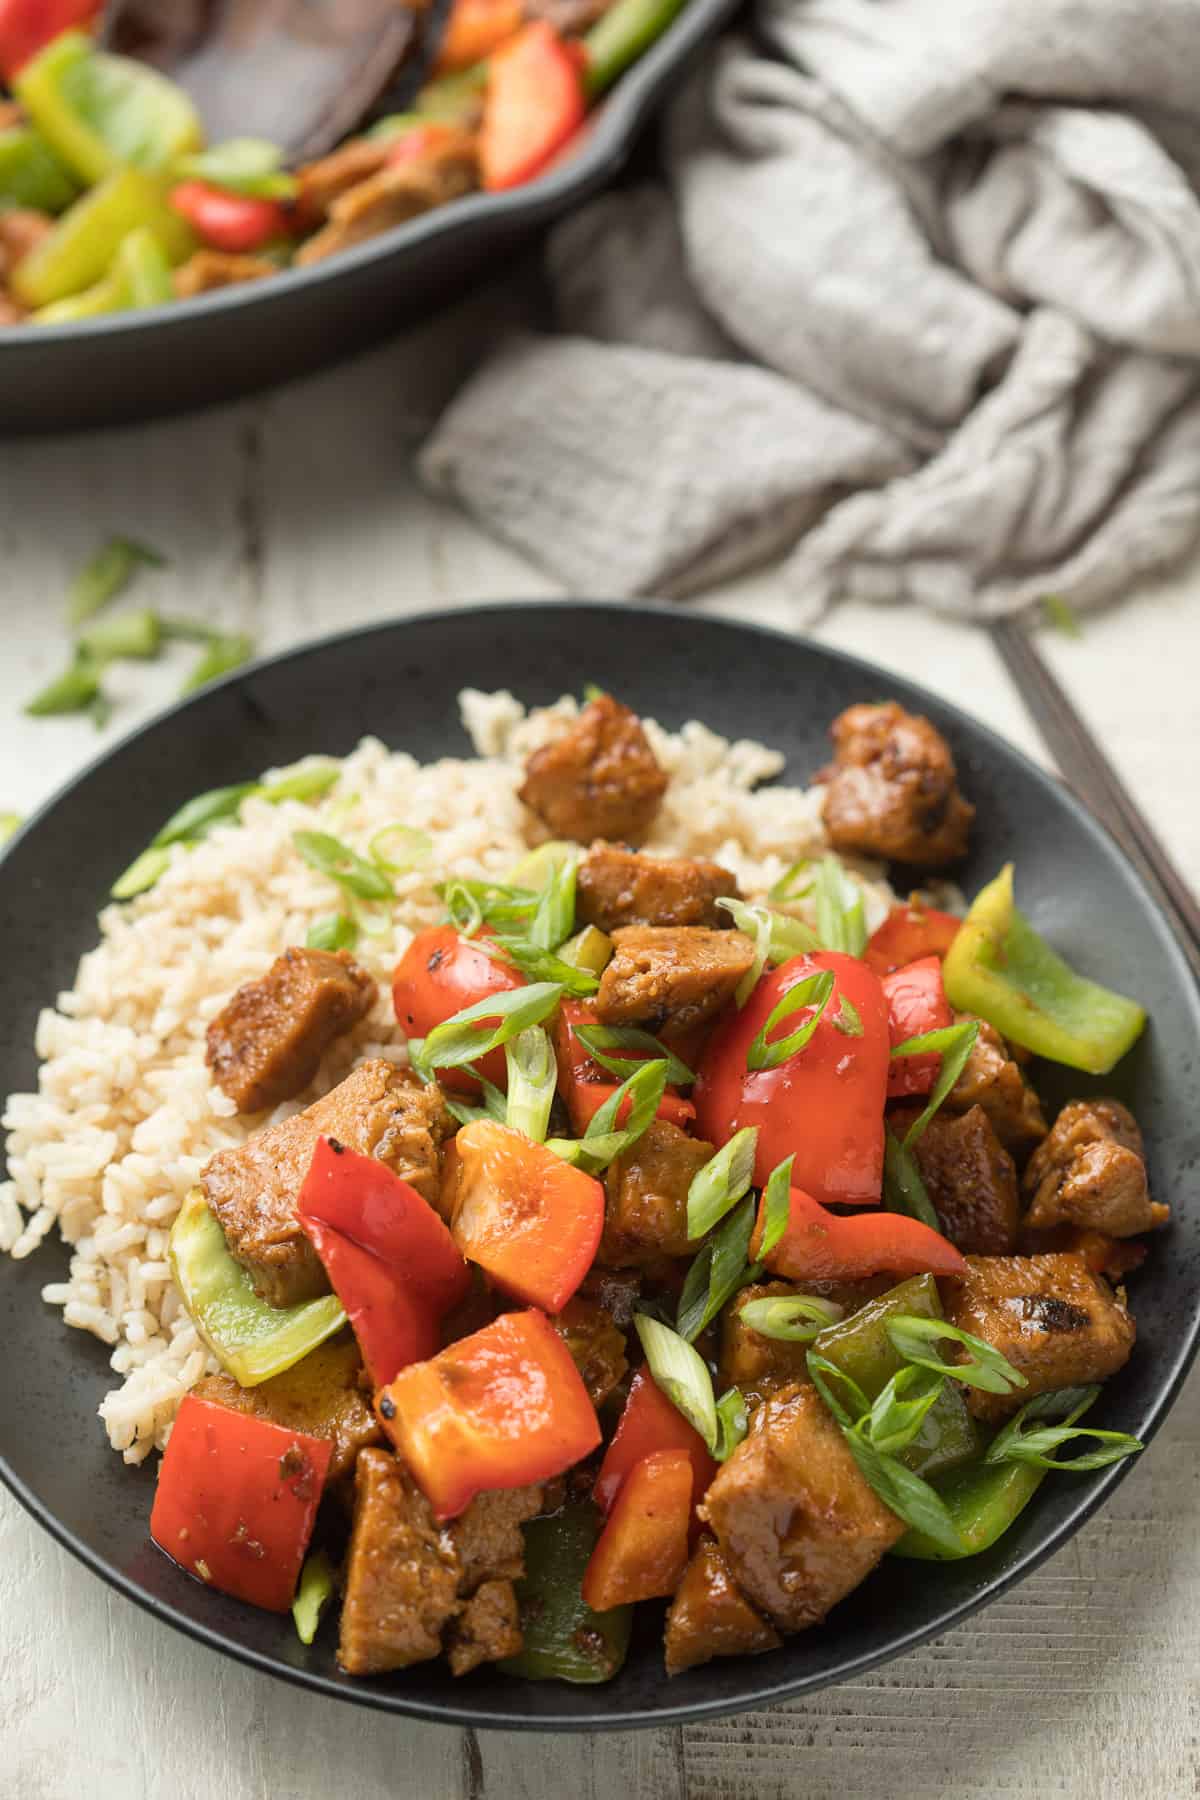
<box><xmin>14</xmin><ymin>166</ymin><xmax>194</xmax><ymax>308</ymax></box>
<box><xmin>168</xmin><ymin>1188</ymin><xmax>346</xmax><ymax>1387</ymax></box>
<box><xmin>583</xmin><ymin>0</ymin><xmax>689</xmax><ymax>98</ymax></box>
<box><xmin>15</xmin><ymin>32</ymin><xmax>203</xmax><ymax>187</ymax></box>
<box><xmin>942</xmin><ymin>863</ymin><xmax>1146</xmax><ymax>1075</ymax></box>
<box><xmin>498</xmin><ymin>1503</ymin><xmax>632</xmax><ymax>1683</ymax></box>
<box><xmin>0</xmin><ymin>125</ymin><xmax>78</xmax><ymax>213</ymax></box>
<box><xmin>32</xmin><ymin>223</ymin><xmax>177</xmax><ymax>322</ymax></box>
<box><xmin>815</xmin><ymin>1274</ymin><xmax>980</xmax><ymax>1480</ymax></box>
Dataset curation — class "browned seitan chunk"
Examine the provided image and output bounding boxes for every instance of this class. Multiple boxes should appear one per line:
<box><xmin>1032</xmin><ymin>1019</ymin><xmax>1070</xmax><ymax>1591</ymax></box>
<box><xmin>206</xmin><ymin>947</ymin><xmax>376</xmax><ymax>1113</ymax></box>
<box><xmin>173</xmin><ymin>250</ymin><xmax>277</xmax><ymax>297</ymax></box>
<box><xmin>448</xmin><ymin>1484</ymin><xmax>544</xmax><ymax>1594</ymax></box>
<box><xmin>191</xmin><ymin>1336</ymin><xmax>380</xmax><ymax>1483</ymax></box>
<box><xmin>893</xmin><ymin>1103</ymin><xmax>1020</xmax><ymax>1255</ymax></box>
<box><xmin>518</xmin><ymin>696</ymin><xmax>668</xmax><ymax>845</ymax></box>
<box><xmin>0</xmin><ymin>207</ymin><xmax>52</xmax><ymax>280</ymax></box>
<box><xmin>576</xmin><ymin>843</ymin><xmax>739</xmax><ymax>932</ymax></box>
<box><xmin>295</xmin><ymin>138</ymin><xmax>392</xmax><ymax>219</ymax></box>
<box><xmin>822</xmin><ymin>702</ymin><xmax>973</xmax><ymax>867</ymax></box>
<box><xmin>202</xmin><ymin>1060</ymin><xmax>455</xmax><ymax>1307</ymax></box>
<box><xmin>295</xmin><ymin>131</ymin><xmax>478</xmax><ymax>265</ymax></box>
<box><xmin>595</xmin><ymin>926</ymin><xmax>755</xmax><ymax>1033</ymax></box>
<box><xmin>1023</xmin><ymin>1099</ymin><xmax>1166</xmax><ymax>1238</ymax></box>
<box><xmin>550</xmin><ymin>1296</ymin><xmax>629</xmax><ymax>1409</ymax></box>
<box><xmin>717</xmin><ymin>1282</ymin><xmax>820</xmax><ymax>1409</ymax></box>
<box><xmin>446</xmin><ymin>1579</ymin><xmax>523</xmax><ymax>1676</ymax></box>
<box><xmin>664</xmin><ymin>1534</ymin><xmax>782</xmax><ymax>1675</ymax></box>
<box><xmin>944</xmin><ymin>1018</ymin><xmax>1048</xmax><ymax>1158</ymax></box>
<box><xmin>601</xmin><ymin>1119</ymin><xmax>712</xmax><ymax>1267</ymax></box>
<box><xmin>337</xmin><ymin>1450</ymin><xmax>461</xmax><ymax>1676</ymax></box>
<box><xmin>943</xmin><ymin>1253</ymin><xmax>1136</xmax><ymax>1422</ymax></box>
<box><xmin>700</xmin><ymin>1384</ymin><xmax>904</xmax><ymax>1632</ymax></box>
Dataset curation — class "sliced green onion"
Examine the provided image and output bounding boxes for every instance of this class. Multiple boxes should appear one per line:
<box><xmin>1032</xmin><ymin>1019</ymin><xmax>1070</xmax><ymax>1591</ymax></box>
<box><xmin>985</xmin><ymin>1388</ymin><xmax>1141</xmax><ymax>1472</ymax></box>
<box><xmin>182</xmin><ymin>632</ymin><xmax>255</xmax><ymax>693</ymax></box>
<box><xmin>159</xmin><ymin>614</ymin><xmax>222</xmax><ymax>644</ymax></box>
<box><xmin>768</xmin><ymin>860</ymin><xmax>815</xmax><ymax>903</ymax></box>
<box><xmin>634</xmin><ymin>1313</ymin><xmax>718</xmax><ymax>1453</ymax></box>
<box><xmin>369</xmin><ymin>823</ymin><xmax>433</xmax><ymax>875</ymax></box>
<box><xmin>861</xmin><ymin>1364</ymin><xmax>946</xmax><ymax>1458</ymax></box>
<box><xmin>529</xmin><ymin>849</ymin><xmax>578</xmax><ymax>952</ymax></box>
<box><xmin>67</xmin><ymin>536</ymin><xmax>165</xmax><ymax>626</ymax></box>
<box><xmin>746</xmin><ymin>969</ymin><xmax>835</xmax><ymax>1072</ymax></box>
<box><xmin>882</xmin><ymin>1127</ymin><xmax>940</xmax><ymax>1230</ymax></box>
<box><xmin>25</xmin><ymin>660</ymin><xmax>103</xmax><ymax>716</ymax></box>
<box><xmin>439</xmin><ymin>877</ymin><xmax>536</xmax><ymax>931</ymax></box>
<box><xmin>420</xmin><ymin>981</ymin><xmax>563</xmax><ymax>1073</ymax></box>
<box><xmin>558</xmin><ymin>924</ymin><xmax>613</xmax><ymax>977</ymax></box>
<box><xmin>504</xmin><ymin>1026</ymin><xmax>557</xmax><ymax>1144</ymax></box>
<box><xmin>717</xmin><ymin>897</ymin><xmax>821</xmax><ymax>1005</ymax></box>
<box><xmin>486</xmin><ymin>934</ymin><xmax>600</xmax><ymax>997</ymax></box>
<box><xmin>306</xmin><ymin>913</ymin><xmax>359</xmax><ymax>952</ymax></box>
<box><xmin>738</xmin><ymin>1294</ymin><xmax>843</xmax><ymax>1343</ymax></box>
<box><xmin>292</xmin><ymin>1550</ymin><xmax>336</xmax><ymax>1645</ymax></box>
<box><xmin>552</xmin><ymin>1058</ymin><xmax>668</xmax><ymax>1175</ymax></box>
<box><xmin>833</xmin><ymin>994</ymin><xmax>864</xmax><ymax>1037</ymax></box>
<box><xmin>1042</xmin><ymin>594</ymin><xmax>1082</xmax><ymax>639</ymax></box>
<box><xmin>177</xmin><ymin>137</ymin><xmax>297</xmax><ymax>200</ymax></box>
<box><xmin>686</xmin><ymin>1126</ymin><xmax>757</xmax><ymax>1240</ymax></box>
<box><xmin>842</xmin><ymin>1428</ymin><xmax>963</xmax><ymax>1554</ymax></box>
<box><xmin>445</xmin><ymin>880</ymin><xmax>485</xmax><ymax>936</ymax></box>
<box><xmin>676</xmin><ymin>1193</ymin><xmax>757</xmax><ymax>1343</ymax></box>
<box><xmin>507</xmin><ymin>841</ymin><xmax>576</xmax><ymax>891</ymax></box>
<box><xmin>713</xmin><ymin>1388</ymin><xmax>749</xmax><ymax>1461</ymax></box>
<box><xmin>582</xmin><ymin>682</ymin><xmax>607</xmax><ymax>703</ymax></box>
<box><xmin>444</xmin><ymin>1069</ymin><xmax>509</xmax><ymax>1128</ymax></box>
<box><xmin>890</xmin><ymin>1020</ymin><xmax>980</xmax><ymax>1148</ymax></box>
<box><xmin>805</xmin><ymin>1350</ymin><xmax>871</xmax><ymax>1429</ymax></box>
<box><xmin>153</xmin><ymin>782</ymin><xmax>259</xmax><ymax>848</ymax></box>
<box><xmin>0</xmin><ymin>812</ymin><xmax>21</xmax><ymax>848</ymax></box>
<box><xmin>261</xmin><ymin>761</ymin><xmax>340</xmax><ymax>804</ymax></box>
<box><xmin>574</xmin><ymin>1023</ymin><xmax>694</xmax><ymax>1088</ymax></box>
<box><xmin>886</xmin><ymin>1315</ymin><xmax>1027</xmax><ymax>1398</ymax></box>
<box><xmin>755</xmin><ymin>1153</ymin><xmax>794</xmax><ymax>1261</ymax></box>
<box><xmin>111</xmin><ymin>845</ymin><xmax>171</xmax><ymax>900</ymax></box>
<box><xmin>292</xmin><ymin>830</ymin><xmax>393</xmax><ymax>902</ymax></box>
<box><xmin>76</xmin><ymin>606</ymin><xmax>162</xmax><ymax>664</ymax></box>
<box><xmin>813</xmin><ymin>855</ymin><xmax>868</xmax><ymax>957</ymax></box>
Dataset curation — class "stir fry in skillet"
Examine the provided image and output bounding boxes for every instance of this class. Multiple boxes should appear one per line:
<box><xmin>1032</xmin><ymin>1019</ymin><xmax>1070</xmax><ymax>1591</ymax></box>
<box><xmin>129</xmin><ymin>692</ymin><xmax>1153</xmax><ymax>1681</ymax></box>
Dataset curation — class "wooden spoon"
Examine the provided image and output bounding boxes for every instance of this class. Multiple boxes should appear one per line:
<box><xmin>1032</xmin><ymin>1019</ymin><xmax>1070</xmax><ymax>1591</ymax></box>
<box><xmin>103</xmin><ymin>0</ymin><xmax>446</xmax><ymax>163</ymax></box>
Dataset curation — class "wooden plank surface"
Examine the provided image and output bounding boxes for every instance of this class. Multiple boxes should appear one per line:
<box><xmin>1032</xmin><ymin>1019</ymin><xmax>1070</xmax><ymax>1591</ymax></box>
<box><xmin>2</xmin><ymin>327</ymin><xmax>1198</xmax><ymax>1800</ymax></box>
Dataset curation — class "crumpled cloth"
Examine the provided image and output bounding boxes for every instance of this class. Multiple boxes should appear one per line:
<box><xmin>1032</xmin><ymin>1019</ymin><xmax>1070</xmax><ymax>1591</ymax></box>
<box><xmin>419</xmin><ymin>0</ymin><xmax>1200</xmax><ymax>619</ymax></box>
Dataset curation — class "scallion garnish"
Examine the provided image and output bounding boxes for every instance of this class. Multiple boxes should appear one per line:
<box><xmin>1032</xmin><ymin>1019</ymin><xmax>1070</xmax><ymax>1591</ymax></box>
<box><xmin>0</xmin><ymin>812</ymin><xmax>21</xmax><ymax>848</ymax></box>
<box><xmin>76</xmin><ymin>607</ymin><xmax>162</xmax><ymax>664</ymax></box>
<box><xmin>861</xmin><ymin>1363</ymin><xmax>946</xmax><ymax>1457</ymax></box>
<box><xmin>504</xmin><ymin>1026</ymin><xmax>557</xmax><ymax>1144</ymax></box>
<box><xmin>292</xmin><ymin>1549</ymin><xmax>336</xmax><ymax>1646</ymax></box>
<box><xmin>833</xmin><ymin>994</ymin><xmax>864</xmax><ymax>1037</ymax></box>
<box><xmin>486</xmin><ymin>934</ymin><xmax>600</xmax><ymax>997</ymax></box>
<box><xmin>717</xmin><ymin>897</ymin><xmax>821</xmax><ymax>1006</ymax></box>
<box><xmin>528</xmin><ymin>848</ymin><xmax>578</xmax><ymax>951</ymax></box>
<box><xmin>420</xmin><ymin>981</ymin><xmax>564</xmax><ymax>1073</ymax></box>
<box><xmin>713</xmin><ymin>1387</ymin><xmax>750</xmax><ymax>1461</ymax></box>
<box><xmin>634</xmin><ymin>1313</ymin><xmax>747</xmax><ymax>1458</ymax></box>
<box><xmin>841</xmin><ymin>1427</ymin><xmax>963</xmax><ymax>1553</ymax></box>
<box><xmin>445</xmin><ymin>880</ymin><xmax>485</xmax><ymax>936</ymax></box>
<box><xmin>813</xmin><ymin>855</ymin><xmax>868</xmax><ymax>957</ymax></box>
<box><xmin>745</xmin><ymin>969</ymin><xmax>835</xmax><ymax>1071</ymax></box>
<box><xmin>574</xmin><ymin>1023</ymin><xmax>694</xmax><ymax>1088</ymax></box>
<box><xmin>261</xmin><ymin>761</ymin><xmax>340</xmax><ymax>804</ymax></box>
<box><xmin>547</xmin><ymin>1057</ymin><xmax>668</xmax><ymax>1174</ymax></box>
<box><xmin>768</xmin><ymin>860</ymin><xmax>815</xmax><ymax>903</ymax></box>
<box><xmin>369</xmin><ymin>824</ymin><xmax>433</xmax><ymax>875</ymax></box>
<box><xmin>890</xmin><ymin>1019</ymin><xmax>980</xmax><ymax>1147</ymax></box>
<box><xmin>738</xmin><ymin>1293</ymin><xmax>843</xmax><ymax>1343</ymax></box>
<box><xmin>984</xmin><ymin>1387</ymin><xmax>1141</xmax><ymax>1472</ymax></box>
<box><xmin>110</xmin><ymin>845</ymin><xmax>172</xmax><ymax>900</ymax></box>
<box><xmin>153</xmin><ymin>783</ymin><xmax>260</xmax><ymax>849</ymax></box>
<box><xmin>686</xmin><ymin>1126</ymin><xmax>757</xmax><ymax>1241</ymax></box>
<box><xmin>178</xmin><ymin>137</ymin><xmax>298</xmax><ymax>200</ymax></box>
<box><xmin>882</xmin><ymin>1128</ymin><xmax>940</xmax><ymax>1230</ymax></box>
<box><xmin>1042</xmin><ymin>594</ymin><xmax>1082</xmax><ymax>639</ymax></box>
<box><xmin>885</xmin><ymin>1315</ymin><xmax>1027</xmax><ymax>1398</ymax></box>
<box><xmin>292</xmin><ymin>830</ymin><xmax>394</xmax><ymax>902</ymax></box>
<box><xmin>755</xmin><ymin>1153</ymin><xmax>794</xmax><ymax>1261</ymax></box>
<box><xmin>67</xmin><ymin>536</ymin><xmax>165</xmax><ymax>627</ymax></box>
<box><xmin>305</xmin><ymin>913</ymin><xmax>359</xmax><ymax>952</ymax></box>
<box><xmin>676</xmin><ymin>1192</ymin><xmax>757</xmax><ymax>1343</ymax></box>
<box><xmin>181</xmin><ymin>631</ymin><xmax>255</xmax><ymax>693</ymax></box>
<box><xmin>557</xmin><ymin>924</ymin><xmax>613</xmax><ymax>978</ymax></box>
<box><xmin>806</xmin><ymin>1351</ymin><xmax>871</xmax><ymax>1428</ymax></box>
<box><xmin>25</xmin><ymin>660</ymin><xmax>103</xmax><ymax>717</ymax></box>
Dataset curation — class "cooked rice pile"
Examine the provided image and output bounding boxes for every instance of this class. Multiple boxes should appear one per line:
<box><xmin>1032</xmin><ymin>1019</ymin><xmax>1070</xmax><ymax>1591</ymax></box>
<box><xmin>0</xmin><ymin>691</ymin><xmax>898</xmax><ymax>1464</ymax></box>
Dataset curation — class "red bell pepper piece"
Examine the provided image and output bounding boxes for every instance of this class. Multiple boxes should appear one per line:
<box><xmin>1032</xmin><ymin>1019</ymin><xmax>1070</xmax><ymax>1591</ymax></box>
<box><xmin>445</xmin><ymin>1117</ymin><xmax>604</xmax><ymax>1312</ymax></box>
<box><xmin>553</xmin><ymin>998</ymin><xmax>696</xmax><ymax>1135</ymax></box>
<box><xmin>479</xmin><ymin>21</ymin><xmax>586</xmax><ymax>192</ymax></box>
<box><xmin>392</xmin><ymin>923</ymin><xmax>526</xmax><ymax>1095</ymax></box>
<box><xmin>694</xmin><ymin>952</ymin><xmax>891</xmax><ymax>1205</ymax></box>
<box><xmin>581</xmin><ymin>1448</ymin><xmax>692</xmax><ymax>1611</ymax></box>
<box><xmin>593</xmin><ymin>1364</ymin><xmax>716</xmax><ymax>1519</ymax></box>
<box><xmin>0</xmin><ymin>0</ymin><xmax>99</xmax><ymax>80</ymax></box>
<box><xmin>753</xmin><ymin>1184</ymin><xmax>967</xmax><ymax>1283</ymax></box>
<box><xmin>376</xmin><ymin>1307</ymin><xmax>601</xmax><ymax>1521</ymax></box>
<box><xmin>883</xmin><ymin>955</ymin><xmax>953</xmax><ymax>1099</ymax></box>
<box><xmin>297</xmin><ymin>1136</ymin><xmax>470</xmax><ymax>1386</ymax></box>
<box><xmin>150</xmin><ymin>1393</ymin><xmax>331</xmax><ymax>1612</ymax></box>
<box><xmin>169</xmin><ymin>181</ymin><xmax>290</xmax><ymax>254</ymax></box>
<box><xmin>864</xmin><ymin>904</ymin><xmax>962</xmax><ymax>977</ymax></box>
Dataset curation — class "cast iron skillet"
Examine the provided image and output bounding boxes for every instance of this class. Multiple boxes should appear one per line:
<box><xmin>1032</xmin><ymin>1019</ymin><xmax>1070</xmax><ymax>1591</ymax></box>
<box><xmin>1</xmin><ymin>602</ymin><xmax>1197</xmax><ymax>1730</ymax></box>
<box><xmin>0</xmin><ymin>0</ymin><xmax>737</xmax><ymax>436</ymax></box>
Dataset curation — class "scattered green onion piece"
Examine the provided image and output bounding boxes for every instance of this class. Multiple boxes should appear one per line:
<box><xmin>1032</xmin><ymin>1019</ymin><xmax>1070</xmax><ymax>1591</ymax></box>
<box><xmin>745</xmin><ymin>968</ymin><xmax>835</xmax><ymax>1072</ymax></box>
<box><xmin>634</xmin><ymin>1313</ymin><xmax>719</xmax><ymax>1453</ymax></box>
<box><xmin>805</xmin><ymin>1350</ymin><xmax>871</xmax><ymax>1429</ymax></box>
<box><xmin>89</xmin><ymin>689</ymin><xmax>113</xmax><ymax>730</ymax></box>
<box><xmin>882</xmin><ymin>1128</ymin><xmax>941</xmax><ymax>1230</ymax></box>
<box><xmin>886</xmin><ymin>1315</ymin><xmax>1027</xmax><ymax>1398</ymax></box>
<box><xmin>438</xmin><ymin>876</ymin><xmax>536</xmax><ymax>930</ymax></box>
<box><xmin>842</xmin><ymin>1427</ymin><xmax>963</xmax><ymax>1554</ymax></box>
<box><xmin>292</xmin><ymin>830</ymin><xmax>393</xmax><ymax>902</ymax></box>
<box><xmin>739</xmin><ymin>1293</ymin><xmax>843</xmax><ymax>1343</ymax></box>
<box><xmin>306</xmin><ymin>913</ymin><xmax>359</xmax><ymax>952</ymax></box>
<box><xmin>0</xmin><ymin>812</ymin><xmax>21</xmax><ymax>848</ymax></box>
<box><xmin>507</xmin><ymin>840</ymin><xmax>575</xmax><ymax>891</ymax></box>
<box><xmin>768</xmin><ymin>860</ymin><xmax>815</xmax><ymax>903</ymax></box>
<box><xmin>756</xmin><ymin>1153</ymin><xmax>794</xmax><ymax>1261</ymax></box>
<box><xmin>110</xmin><ymin>844</ymin><xmax>172</xmax><ymax>900</ymax></box>
<box><xmin>686</xmin><ymin>1126</ymin><xmax>757</xmax><ymax>1241</ymax></box>
<box><xmin>182</xmin><ymin>632</ymin><xmax>255</xmax><ymax>693</ymax></box>
<box><xmin>77</xmin><ymin>606</ymin><xmax>162</xmax><ymax>663</ymax></box>
<box><xmin>152</xmin><ymin>782</ymin><xmax>259</xmax><ymax>848</ymax></box>
<box><xmin>833</xmin><ymin>994</ymin><xmax>864</xmax><ymax>1037</ymax></box>
<box><xmin>558</xmin><ymin>924</ymin><xmax>613</xmax><ymax>977</ymax></box>
<box><xmin>717</xmin><ymin>897</ymin><xmax>821</xmax><ymax>1005</ymax></box>
<box><xmin>861</xmin><ymin>1364</ymin><xmax>946</xmax><ymax>1458</ymax></box>
<box><xmin>529</xmin><ymin>848</ymin><xmax>579</xmax><ymax>952</ymax></box>
<box><xmin>504</xmin><ymin>1026</ymin><xmax>557</xmax><ymax>1144</ymax></box>
<box><xmin>551</xmin><ymin>1057</ymin><xmax>668</xmax><ymax>1175</ymax></box>
<box><xmin>177</xmin><ymin>137</ymin><xmax>297</xmax><ymax>200</ymax></box>
<box><xmin>813</xmin><ymin>855</ymin><xmax>868</xmax><ymax>957</ymax></box>
<box><xmin>369</xmin><ymin>823</ymin><xmax>433</xmax><ymax>875</ymax></box>
<box><xmin>261</xmin><ymin>761</ymin><xmax>340</xmax><ymax>804</ymax></box>
<box><xmin>582</xmin><ymin>682</ymin><xmax>607</xmax><ymax>703</ymax></box>
<box><xmin>292</xmin><ymin>1550</ymin><xmax>336</xmax><ymax>1645</ymax></box>
<box><xmin>574</xmin><ymin>1023</ymin><xmax>694</xmax><ymax>1088</ymax></box>
<box><xmin>582</xmin><ymin>0</ymin><xmax>689</xmax><ymax>99</ymax></box>
<box><xmin>985</xmin><ymin>1390</ymin><xmax>1141</xmax><ymax>1472</ymax></box>
<box><xmin>25</xmin><ymin>660</ymin><xmax>103</xmax><ymax>716</ymax></box>
<box><xmin>676</xmin><ymin>1193</ymin><xmax>757</xmax><ymax>1343</ymax></box>
<box><xmin>1042</xmin><ymin>594</ymin><xmax>1082</xmax><ymax>639</ymax></box>
<box><xmin>420</xmin><ymin>980</ymin><xmax>564</xmax><ymax>1073</ymax></box>
<box><xmin>486</xmin><ymin>934</ymin><xmax>600</xmax><ymax>997</ymax></box>
<box><xmin>713</xmin><ymin>1388</ymin><xmax>749</xmax><ymax>1461</ymax></box>
<box><xmin>158</xmin><ymin>614</ymin><xmax>221</xmax><ymax>643</ymax></box>
<box><xmin>445</xmin><ymin>880</ymin><xmax>485</xmax><ymax>936</ymax></box>
<box><xmin>890</xmin><ymin>1020</ymin><xmax>980</xmax><ymax>1148</ymax></box>
<box><xmin>67</xmin><ymin>536</ymin><xmax>165</xmax><ymax>626</ymax></box>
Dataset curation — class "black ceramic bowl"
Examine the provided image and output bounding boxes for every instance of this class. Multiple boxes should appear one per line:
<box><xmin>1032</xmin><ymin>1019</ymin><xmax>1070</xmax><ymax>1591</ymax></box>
<box><xmin>2</xmin><ymin>602</ymin><xmax>1197</xmax><ymax>1730</ymax></box>
<box><xmin>0</xmin><ymin>0</ymin><xmax>736</xmax><ymax>436</ymax></box>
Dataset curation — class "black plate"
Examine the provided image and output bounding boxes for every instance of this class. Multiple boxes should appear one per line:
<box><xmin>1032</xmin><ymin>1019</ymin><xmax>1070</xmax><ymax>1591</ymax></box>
<box><xmin>0</xmin><ymin>0</ymin><xmax>736</xmax><ymax>436</ymax></box>
<box><xmin>2</xmin><ymin>601</ymin><xmax>1198</xmax><ymax>1730</ymax></box>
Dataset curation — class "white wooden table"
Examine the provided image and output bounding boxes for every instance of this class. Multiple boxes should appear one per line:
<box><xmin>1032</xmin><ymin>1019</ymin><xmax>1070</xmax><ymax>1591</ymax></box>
<box><xmin>2</xmin><ymin>324</ymin><xmax>1199</xmax><ymax>1800</ymax></box>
